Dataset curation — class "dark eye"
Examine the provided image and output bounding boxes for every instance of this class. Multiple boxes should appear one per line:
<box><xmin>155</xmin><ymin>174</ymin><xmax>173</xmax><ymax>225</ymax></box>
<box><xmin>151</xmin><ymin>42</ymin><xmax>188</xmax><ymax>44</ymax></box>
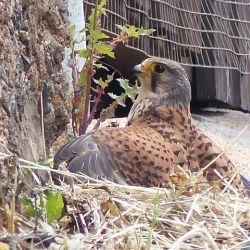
<box><xmin>154</xmin><ymin>64</ymin><xmax>166</xmax><ymax>73</ymax></box>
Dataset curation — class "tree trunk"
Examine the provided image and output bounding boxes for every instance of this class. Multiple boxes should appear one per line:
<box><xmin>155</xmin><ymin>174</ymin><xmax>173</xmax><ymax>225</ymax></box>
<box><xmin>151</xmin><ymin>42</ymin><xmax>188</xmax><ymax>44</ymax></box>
<box><xmin>0</xmin><ymin>0</ymin><xmax>71</xmax><ymax>161</ymax></box>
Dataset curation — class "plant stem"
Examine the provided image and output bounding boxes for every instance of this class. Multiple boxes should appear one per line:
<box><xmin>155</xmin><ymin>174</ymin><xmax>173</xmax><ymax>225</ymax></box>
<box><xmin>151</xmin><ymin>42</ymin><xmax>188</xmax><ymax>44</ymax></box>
<box><xmin>71</xmin><ymin>44</ymin><xmax>81</xmax><ymax>136</ymax></box>
<box><xmin>79</xmin><ymin>0</ymin><xmax>98</xmax><ymax>135</ymax></box>
<box><xmin>87</xmin><ymin>88</ymin><xmax>104</xmax><ymax>125</ymax></box>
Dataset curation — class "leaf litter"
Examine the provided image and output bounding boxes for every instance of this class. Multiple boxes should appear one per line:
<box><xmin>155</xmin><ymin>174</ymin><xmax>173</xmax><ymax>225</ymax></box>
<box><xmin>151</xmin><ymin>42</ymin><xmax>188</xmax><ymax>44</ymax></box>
<box><xmin>0</xmin><ymin>149</ymin><xmax>249</xmax><ymax>250</ymax></box>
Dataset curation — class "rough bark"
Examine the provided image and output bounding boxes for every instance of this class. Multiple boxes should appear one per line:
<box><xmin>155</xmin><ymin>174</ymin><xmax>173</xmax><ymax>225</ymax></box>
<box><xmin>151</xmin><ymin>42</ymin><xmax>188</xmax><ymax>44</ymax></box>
<box><xmin>0</xmin><ymin>0</ymin><xmax>71</xmax><ymax>161</ymax></box>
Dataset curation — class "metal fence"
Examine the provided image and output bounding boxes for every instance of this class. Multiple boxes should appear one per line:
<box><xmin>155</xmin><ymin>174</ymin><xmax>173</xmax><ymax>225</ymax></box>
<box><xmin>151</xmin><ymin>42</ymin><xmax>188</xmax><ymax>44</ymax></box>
<box><xmin>83</xmin><ymin>0</ymin><xmax>250</xmax><ymax>110</ymax></box>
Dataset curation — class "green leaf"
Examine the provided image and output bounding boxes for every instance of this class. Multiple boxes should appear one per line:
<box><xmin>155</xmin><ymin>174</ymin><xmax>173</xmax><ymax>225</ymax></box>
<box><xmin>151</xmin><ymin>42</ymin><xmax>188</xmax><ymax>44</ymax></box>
<box><xmin>74</xmin><ymin>108</ymin><xmax>80</xmax><ymax>114</ymax></box>
<box><xmin>96</xmin><ymin>78</ymin><xmax>108</xmax><ymax>89</ymax></box>
<box><xmin>95</xmin><ymin>63</ymin><xmax>109</xmax><ymax>71</ymax></box>
<box><xmin>69</xmin><ymin>25</ymin><xmax>77</xmax><ymax>38</ymax></box>
<box><xmin>79</xmin><ymin>49</ymin><xmax>88</xmax><ymax>58</ymax></box>
<box><xmin>38</xmin><ymin>158</ymin><xmax>53</xmax><ymax>167</ymax></box>
<box><xmin>108</xmin><ymin>93</ymin><xmax>127</xmax><ymax>107</ymax></box>
<box><xmin>21</xmin><ymin>197</ymin><xmax>41</xmax><ymax>218</ymax></box>
<box><xmin>67</xmin><ymin>133</ymin><xmax>76</xmax><ymax>140</ymax></box>
<box><xmin>115</xmin><ymin>24</ymin><xmax>129</xmax><ymax>36</ymax></box>
<box><xmin>40</xmin><ymin>192</ymin><xmax>45</xmax><ymax>209</ymax></box>
<box><xmin>96</xmin><ymin>72</ymin><xmax>115</xmax><ymax>89</ymax></box>
<box><xmin>116</xmin><ymin>78</ymin><xmax>139</xmax><ymax>101</ymax></box>
<box><xmin>108</xmin><ymin>92</ymin><xmax>118</xmax><ymax>100</ymax></box>
<box><xmin>127</xmin><ymin>25</ymin><xmax>139</xmax><ymax>38</ymax></box>
<box><xmin>91</xmin><ymin>29</ymin><xmax>109</xmax><ymax>40</ymax></box>
<box><xmin>94</xmin><ymin>45</ymin><xmax>115</xmax><ymax>58</ymax></box>
<box><xmin>116</xmin><ymin>24</ymin><xmax>125</xmax><ymax>32</ymax></box>
<box><xmin>137</xmin><ymin>27</ymin><xmax>155</xmax><ymax>36</ymax></box>
<box><xmin>116</xmin><ymin>78</ymin><xmax>128</xmax><ymax>90</ymax></box>
<box><xmin>97</xmin><ymin>0</ymin><xmax>107</xmax><ymax>15</ymax></box>
<box><xmin>45</xmin><ymin>191</ymin><xmax>64</xmax><ymax>224</ymax></box>
<box><xmin>88</xmin><ymin>11</ymin><xmax>95</xmax><ymax>28</ymax></box>
<box><xmin>107</xmin><ymin>72</ymin><xmax>115</xmax><ymax>82</ymax></box>
<box><xmin>88</xmin><ymin>0</ymin><xmax>107</xmax><ymax>28</ymax></box>
<box><xmin>116</xmin><ymin>25</ymin><xmax>155</xmax><ymax>38</ymax></box>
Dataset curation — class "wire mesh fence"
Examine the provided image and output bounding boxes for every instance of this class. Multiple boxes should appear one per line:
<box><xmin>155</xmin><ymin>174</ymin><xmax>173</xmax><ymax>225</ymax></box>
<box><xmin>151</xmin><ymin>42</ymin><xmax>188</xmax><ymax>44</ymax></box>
<box><xmin>83</xmin><ymin>0</ymin><xmax>250</xmax><ymax>75</ymax></box>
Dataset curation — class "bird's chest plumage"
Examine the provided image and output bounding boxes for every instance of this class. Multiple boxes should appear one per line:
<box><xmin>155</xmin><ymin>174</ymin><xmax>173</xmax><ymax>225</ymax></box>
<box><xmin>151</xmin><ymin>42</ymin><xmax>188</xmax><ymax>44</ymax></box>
<box><xmin>127</xmin><ymin>98</ymin><xmax>154</xmax><ymax>124</ymax></box>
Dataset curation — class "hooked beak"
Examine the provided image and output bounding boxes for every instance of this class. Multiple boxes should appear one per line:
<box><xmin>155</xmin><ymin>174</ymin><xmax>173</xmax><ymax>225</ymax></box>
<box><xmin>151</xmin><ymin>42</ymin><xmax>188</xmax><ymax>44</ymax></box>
<box><xmin>132</xmin><ymin>63</ymin><xmax>143</xmax><ymax>77</ymax></box>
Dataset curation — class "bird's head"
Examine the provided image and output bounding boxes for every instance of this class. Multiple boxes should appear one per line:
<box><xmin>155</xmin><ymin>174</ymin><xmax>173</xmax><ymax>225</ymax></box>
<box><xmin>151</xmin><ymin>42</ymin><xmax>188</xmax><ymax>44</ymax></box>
<box><xmin>133</xmin><ymin>57</ymin><xmax>191</xmax><ymax>107</ymax></box>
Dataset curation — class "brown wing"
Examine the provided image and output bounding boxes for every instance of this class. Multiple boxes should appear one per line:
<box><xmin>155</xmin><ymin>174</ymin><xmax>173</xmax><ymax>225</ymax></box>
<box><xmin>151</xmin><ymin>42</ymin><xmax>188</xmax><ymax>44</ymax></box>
<box><xmin>54</xmin><ymin>133</ymin><xmax>127</xmax><ymax>184</ymax></box>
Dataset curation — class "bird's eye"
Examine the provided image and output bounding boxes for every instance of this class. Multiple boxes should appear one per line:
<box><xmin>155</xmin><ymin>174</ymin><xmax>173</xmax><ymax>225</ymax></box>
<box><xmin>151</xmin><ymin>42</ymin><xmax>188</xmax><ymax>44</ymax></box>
<box><xmin>153</xmin><ymin>64</ymin><xmax>166</xmax><ymax>73</ymax></box>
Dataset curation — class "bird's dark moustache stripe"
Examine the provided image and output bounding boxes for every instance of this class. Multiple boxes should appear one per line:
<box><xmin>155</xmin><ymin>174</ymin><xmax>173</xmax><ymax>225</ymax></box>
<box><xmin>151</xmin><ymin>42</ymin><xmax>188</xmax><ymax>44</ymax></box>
<box><xmin>151</xmin><ymin>74</ymin><xmax>157</xmax><ymax>92</ymax></box>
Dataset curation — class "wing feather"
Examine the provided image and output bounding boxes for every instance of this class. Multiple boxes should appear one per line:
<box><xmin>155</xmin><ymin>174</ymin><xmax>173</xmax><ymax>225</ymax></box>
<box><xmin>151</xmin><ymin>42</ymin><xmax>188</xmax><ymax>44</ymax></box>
<box><xmin>54</xmin><ymin>133</ymin><xmax>126</xmax><ymax>184</ymax></box>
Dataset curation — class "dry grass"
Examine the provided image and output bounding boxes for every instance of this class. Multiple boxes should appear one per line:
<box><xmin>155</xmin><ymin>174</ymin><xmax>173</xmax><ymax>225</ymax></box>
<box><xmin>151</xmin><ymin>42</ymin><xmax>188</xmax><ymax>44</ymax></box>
<box><xmin>0</xmin><ymin>151</ymin><xmax>249</xmax><ymax>249</ymax></box>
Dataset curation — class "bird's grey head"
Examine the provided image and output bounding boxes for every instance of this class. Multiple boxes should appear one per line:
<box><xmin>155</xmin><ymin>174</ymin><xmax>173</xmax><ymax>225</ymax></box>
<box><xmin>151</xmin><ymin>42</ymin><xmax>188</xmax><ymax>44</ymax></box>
<box><xmin>133</xmin><ymin>57</ymin><xmax>191</xmax><ymax>107</ymax></box>
<box><xmin>127</xmin><ymin>57</ymin><xmax>191</xmax><ymax>124</ymax></box>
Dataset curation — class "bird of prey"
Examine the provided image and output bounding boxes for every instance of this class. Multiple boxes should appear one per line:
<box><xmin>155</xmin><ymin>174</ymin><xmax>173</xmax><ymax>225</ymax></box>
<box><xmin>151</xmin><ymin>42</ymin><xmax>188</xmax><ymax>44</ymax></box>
<box><xmin>54</xmin><ymin>57</ymin><xmax>249</xmax><ymax>193</ymax></box>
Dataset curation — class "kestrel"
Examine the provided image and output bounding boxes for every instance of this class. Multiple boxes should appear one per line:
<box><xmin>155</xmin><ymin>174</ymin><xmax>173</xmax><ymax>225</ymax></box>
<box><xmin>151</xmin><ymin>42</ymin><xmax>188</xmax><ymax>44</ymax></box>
<box><xmin>54</xmin><ymin>57</ymin><xmax>249</xmax><ymax>194</ymax></box>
